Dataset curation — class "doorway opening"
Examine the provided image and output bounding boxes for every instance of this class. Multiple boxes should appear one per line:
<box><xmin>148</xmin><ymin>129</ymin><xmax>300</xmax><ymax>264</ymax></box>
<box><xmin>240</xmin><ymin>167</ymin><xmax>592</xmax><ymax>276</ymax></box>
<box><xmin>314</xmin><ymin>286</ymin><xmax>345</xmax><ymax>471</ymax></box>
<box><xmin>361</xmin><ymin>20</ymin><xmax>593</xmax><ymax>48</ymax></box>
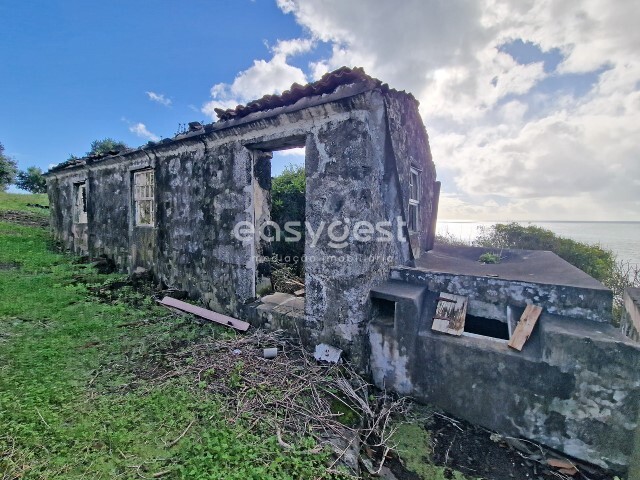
<box><xmin>251</xmin><ymin>139</ymin><xmax>306</xmax><ymax>298</ymax></box>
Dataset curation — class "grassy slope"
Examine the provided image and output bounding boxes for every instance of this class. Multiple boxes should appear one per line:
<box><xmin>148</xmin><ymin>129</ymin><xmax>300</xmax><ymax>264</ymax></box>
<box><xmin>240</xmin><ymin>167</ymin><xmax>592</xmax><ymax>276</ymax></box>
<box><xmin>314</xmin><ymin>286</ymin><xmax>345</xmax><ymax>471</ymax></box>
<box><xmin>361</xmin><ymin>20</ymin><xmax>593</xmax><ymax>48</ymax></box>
<box><xmin>0</xmin><ymin>194</ymin><xmax>334</xmax><ymax>479</ymax></box>
<box><xmin>0</xmin><ymin>193</ymin><xmax>470</xmax><ymax>480</ymax></box>
<box><xmin>0</xmin><ymin>192</ymin><xmax>49</xmax><ymax>212</ymax></box>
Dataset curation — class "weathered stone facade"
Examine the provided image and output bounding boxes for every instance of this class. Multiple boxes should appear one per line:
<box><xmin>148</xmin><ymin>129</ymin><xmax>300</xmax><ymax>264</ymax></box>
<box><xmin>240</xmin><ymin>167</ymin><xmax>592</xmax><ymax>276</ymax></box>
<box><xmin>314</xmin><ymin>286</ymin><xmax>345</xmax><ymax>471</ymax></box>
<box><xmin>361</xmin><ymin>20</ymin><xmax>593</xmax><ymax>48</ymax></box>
<box><xmin>46</xmin><ymin>68</ymin><xmax>439</xmax><ymax>366</ymax></box>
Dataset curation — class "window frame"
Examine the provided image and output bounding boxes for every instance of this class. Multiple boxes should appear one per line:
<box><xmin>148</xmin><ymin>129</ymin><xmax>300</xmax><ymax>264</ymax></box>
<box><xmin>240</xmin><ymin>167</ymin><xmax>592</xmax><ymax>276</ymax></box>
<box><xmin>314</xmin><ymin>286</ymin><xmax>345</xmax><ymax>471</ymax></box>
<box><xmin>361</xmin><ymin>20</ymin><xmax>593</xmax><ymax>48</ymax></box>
<box><xmin>74</xmin><ymin>182</ymin><xmax>88</xmax><ymax>224</ymax></box>
<box><xmin>133</xmin><ymin>169</ymin><xmax>155</xmax><ymax>227</ymax></box>
<box><xmin>408</xmin><ymin>167</ymin><xmax>420</xmax><ymax>232</ymax></box>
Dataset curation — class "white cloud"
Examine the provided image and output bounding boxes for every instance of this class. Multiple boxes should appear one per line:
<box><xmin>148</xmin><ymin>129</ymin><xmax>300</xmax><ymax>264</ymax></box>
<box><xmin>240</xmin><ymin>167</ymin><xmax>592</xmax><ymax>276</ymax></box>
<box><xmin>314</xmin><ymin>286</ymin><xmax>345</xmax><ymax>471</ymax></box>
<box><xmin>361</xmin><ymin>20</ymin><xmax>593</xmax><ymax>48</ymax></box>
<box><xmin>145</xmin><ymin>91</ymin><xmax>172</xmax><ymax>106</ymax></box>
<box><xmin>270</xmin><ymin>0</ymin><xmax>640</xmax><ymax>220</ymax></box>
<box><xmin>276</xmin><ymin>146</ymin><xmax>305</xmax><ymax>157</ymax></box>
<box><xmin>129</xmin><ymin>123</ymin><xmax>160</xmax><ymax>142</ymax></box>
<box><xmin>202</xmin><ymin>38</ymin><xmax>308</xmax><ymax>120</ymax></box>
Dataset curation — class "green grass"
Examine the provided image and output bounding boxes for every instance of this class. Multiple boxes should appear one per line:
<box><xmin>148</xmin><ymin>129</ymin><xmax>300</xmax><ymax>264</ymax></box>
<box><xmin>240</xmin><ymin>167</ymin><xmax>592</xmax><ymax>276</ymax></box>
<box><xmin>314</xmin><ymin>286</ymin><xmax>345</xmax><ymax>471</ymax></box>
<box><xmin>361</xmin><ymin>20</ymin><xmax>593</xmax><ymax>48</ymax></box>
<box><xmin>0</xmin><ymin>193</ymin><xmax>472</xmax><ymax>479</ymax></box>
<box><xmin>0</xmin><ymin>194</ymin><xmax>335</xmax><ymax>479</ymax></box>
<box><xmin>391</xmin><ymin>422</ymin><xmax>471</xmax><ymax>480</ymax></box>
<box><xmin>0</xmin><ymin>191</ymin><xmax>48</xmax><ymax>213</ymax></box>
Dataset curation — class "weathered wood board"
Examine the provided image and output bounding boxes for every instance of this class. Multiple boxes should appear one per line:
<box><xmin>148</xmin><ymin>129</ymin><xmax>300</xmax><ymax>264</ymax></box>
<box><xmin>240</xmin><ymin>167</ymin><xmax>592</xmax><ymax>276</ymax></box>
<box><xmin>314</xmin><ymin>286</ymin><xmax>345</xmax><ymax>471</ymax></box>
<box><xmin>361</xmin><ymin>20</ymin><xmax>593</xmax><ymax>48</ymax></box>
<box><xmin>508</xmin><ymin>304</ymin><xmax>542</xmax><ymax>351</ymax></box>
<box><xmin>432</xmin><ymin>293</ymin><xmax>468</xmax><ymax>336</ymax></box>
<box><xmin>159</xmin><ymin>296</ymin><xmax>250</xmax><ymax>332</ymax></box>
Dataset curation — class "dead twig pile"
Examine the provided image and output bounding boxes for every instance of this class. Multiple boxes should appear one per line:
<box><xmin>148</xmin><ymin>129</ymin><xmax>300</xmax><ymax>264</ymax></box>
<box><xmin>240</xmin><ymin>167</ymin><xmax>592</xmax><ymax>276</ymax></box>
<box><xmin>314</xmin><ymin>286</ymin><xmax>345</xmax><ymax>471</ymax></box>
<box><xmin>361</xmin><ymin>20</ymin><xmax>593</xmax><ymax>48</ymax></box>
<box><xmin>151</xmin><ymin>329</ymin><xmax>407</xmax><ymax>474</ymax></box>
<box><xmin>269</xmin><ymin>263</ymin><xmax>304</xmax><ymax>294</ymax></box>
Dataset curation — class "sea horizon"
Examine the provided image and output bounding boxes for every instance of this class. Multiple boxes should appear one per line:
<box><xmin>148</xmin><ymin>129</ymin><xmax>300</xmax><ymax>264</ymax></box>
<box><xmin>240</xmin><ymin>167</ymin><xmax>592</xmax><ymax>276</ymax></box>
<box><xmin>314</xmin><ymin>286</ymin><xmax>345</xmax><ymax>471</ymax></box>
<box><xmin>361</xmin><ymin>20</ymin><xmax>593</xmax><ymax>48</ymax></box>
<box><xmin>436</xmin><ymin>220</ymin><xmax>640</xmax><ymax>267</ymax></box>
<box><xmin>439</xmin><ymin>219</ymin><xmax>640</xmax><ymax>224</ymax></box>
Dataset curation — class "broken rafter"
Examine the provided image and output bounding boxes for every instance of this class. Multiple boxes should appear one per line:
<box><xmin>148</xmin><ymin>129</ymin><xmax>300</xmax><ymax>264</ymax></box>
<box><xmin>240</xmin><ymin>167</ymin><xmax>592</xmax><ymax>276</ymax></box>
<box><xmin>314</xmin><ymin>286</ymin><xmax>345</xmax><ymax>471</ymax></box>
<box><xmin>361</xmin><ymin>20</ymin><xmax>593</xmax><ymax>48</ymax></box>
<box><xmin>158</xmin><ymin>296</ymin><xmax>250</xmax><ymax>332</ymax></box>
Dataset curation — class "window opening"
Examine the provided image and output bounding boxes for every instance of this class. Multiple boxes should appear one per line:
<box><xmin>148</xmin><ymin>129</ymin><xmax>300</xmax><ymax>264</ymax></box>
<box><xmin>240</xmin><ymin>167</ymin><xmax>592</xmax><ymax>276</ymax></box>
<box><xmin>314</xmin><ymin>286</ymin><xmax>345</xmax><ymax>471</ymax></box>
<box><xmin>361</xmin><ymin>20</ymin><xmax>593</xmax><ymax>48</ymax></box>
<box><xmin>133</xmin><ymin>170</ymin><xmax>155</xmax><ymax>226</ymax></box>
<box><xmin>74</xmin><ymin>182</ymin><xmax>87</xmax><ymax>224</ymax></box>
<box><xmin>463</xmin><ymin>314</ymin><xmax>509</xmax><ymax>340</ymax></box>
<box><xmin>408</xmin><ymin>167</ymin><xmax>420</xmax><ymax>232</ymax></box>
<box><xmin>371</xmin><ymin>297</ymin><xmax>395</xmax><ymax>326</ymax></box>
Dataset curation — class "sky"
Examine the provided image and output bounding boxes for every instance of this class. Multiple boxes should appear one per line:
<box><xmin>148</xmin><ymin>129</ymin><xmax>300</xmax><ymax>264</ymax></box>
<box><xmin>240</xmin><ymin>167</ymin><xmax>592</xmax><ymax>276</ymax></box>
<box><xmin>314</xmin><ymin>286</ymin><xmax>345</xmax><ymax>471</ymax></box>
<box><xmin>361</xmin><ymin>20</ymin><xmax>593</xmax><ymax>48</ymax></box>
<box><xmin>1</xmin><ymin>0</ymin><xmax>638</xmax><ymax>221</ymax></box>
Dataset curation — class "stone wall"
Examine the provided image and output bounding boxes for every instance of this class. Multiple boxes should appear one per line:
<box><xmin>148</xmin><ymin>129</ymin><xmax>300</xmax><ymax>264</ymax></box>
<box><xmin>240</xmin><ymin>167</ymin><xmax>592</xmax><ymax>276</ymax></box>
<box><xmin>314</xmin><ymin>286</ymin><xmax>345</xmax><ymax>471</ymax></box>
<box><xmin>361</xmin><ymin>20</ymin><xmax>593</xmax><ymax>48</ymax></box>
<box><xmin>390</xmin><ymin>266</ymin><xmax>613</xmax><ymax>323</ymax></box>
<box><xmin>46</xmin><ymin>81</ymin><xmax>439</xmax><ymax>365</ymax></box>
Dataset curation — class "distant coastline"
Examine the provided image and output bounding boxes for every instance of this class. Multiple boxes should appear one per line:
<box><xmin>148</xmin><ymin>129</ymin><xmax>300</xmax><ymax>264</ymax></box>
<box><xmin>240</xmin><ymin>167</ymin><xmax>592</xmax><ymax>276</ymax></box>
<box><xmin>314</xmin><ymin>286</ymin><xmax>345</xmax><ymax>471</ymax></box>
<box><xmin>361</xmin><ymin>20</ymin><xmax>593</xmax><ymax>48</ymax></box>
<box><xmin>436</xmin><ymin>220</ymin><xmax>640</xmax><ymax>267</ymax></box>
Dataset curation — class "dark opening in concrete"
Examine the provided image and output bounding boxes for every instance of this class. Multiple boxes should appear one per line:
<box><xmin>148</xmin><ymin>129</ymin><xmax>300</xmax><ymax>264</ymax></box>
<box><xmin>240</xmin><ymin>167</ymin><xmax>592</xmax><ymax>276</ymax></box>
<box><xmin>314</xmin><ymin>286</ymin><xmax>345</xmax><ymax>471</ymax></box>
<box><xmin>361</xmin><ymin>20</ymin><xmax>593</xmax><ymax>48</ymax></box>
<box><xmin>371</xmin><ymin>297</ymin><xmax>395</xmax><ymax>326</ymax></box>
<box><xmin>464</xmin><ymin>314</ymin><xmax>509</xmax><ymax>340</ymax></box>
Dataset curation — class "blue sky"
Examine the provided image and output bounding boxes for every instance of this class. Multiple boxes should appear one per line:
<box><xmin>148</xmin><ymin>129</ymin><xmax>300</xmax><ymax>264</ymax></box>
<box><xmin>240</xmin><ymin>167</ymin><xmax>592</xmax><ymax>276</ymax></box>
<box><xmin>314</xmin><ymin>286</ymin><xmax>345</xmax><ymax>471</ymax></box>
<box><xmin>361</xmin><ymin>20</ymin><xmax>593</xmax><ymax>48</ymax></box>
<box><xmin>2</xmin><ymin>0</ymin><xmax>638</xmax><ymax>221</ymax></box>
<box><xmin>0</xmin><ymin>1</ymin><xmax>306</xmax><ymax>168</ymax></box>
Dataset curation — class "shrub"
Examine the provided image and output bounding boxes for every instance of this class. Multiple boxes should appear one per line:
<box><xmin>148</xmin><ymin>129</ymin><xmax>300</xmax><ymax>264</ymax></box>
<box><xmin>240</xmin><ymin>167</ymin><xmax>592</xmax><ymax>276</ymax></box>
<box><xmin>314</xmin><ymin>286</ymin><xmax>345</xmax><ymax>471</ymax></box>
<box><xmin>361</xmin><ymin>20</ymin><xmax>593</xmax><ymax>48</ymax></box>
<box><xmin>478</xmin><ymin>252</ymin><xmax>501</xmax><ymax>264</ymax></box>
<box><xmin>270</xmin><ymin>165</ymin><xmax>305</xmax><ymax>274</ymax></box>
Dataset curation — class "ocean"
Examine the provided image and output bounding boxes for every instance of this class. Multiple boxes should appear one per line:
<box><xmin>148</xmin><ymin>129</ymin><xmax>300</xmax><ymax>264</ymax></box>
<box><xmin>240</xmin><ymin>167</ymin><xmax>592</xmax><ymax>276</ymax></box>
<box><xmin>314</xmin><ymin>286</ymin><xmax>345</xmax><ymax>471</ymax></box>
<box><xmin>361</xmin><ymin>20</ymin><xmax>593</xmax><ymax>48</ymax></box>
<box><xmin>436</xmin><ymin>221</ymin><xmax>640</xmax><ymax>267</ymax></box>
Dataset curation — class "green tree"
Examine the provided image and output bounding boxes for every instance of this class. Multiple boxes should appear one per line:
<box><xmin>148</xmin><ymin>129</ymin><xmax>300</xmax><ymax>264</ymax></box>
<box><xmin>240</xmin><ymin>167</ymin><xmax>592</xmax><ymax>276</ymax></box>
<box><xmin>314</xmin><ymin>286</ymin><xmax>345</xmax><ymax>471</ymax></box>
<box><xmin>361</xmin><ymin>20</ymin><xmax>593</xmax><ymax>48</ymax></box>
<box><xmin>87</xmin><ymin>138</ymin><xmax>128</xmax><ymax>155</ymax></box>
<box><xmin>67</xmin><ymin>138</ymin><xmax>129</xmax><ymax>161</ymax></box>
<box><xmin>0</xmin><ymin>142</ymin><xmax>18</xmax><ymax>191</ymax></box>
<box><xmin>15</xmin><ymin>166</ymin><xmax>47</xmax><ymax>193</ymax></box>
<box><xmin>271</xmin><ymin>164</ymin><xmax>306</xmax><ymax>273</ymax></box>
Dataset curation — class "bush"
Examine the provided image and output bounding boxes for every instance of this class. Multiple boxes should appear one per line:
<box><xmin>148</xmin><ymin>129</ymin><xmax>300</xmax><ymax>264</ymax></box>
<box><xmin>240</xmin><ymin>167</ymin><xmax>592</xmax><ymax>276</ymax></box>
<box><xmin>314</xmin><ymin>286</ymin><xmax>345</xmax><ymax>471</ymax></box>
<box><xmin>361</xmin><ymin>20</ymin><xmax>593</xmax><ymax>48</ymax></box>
<box><xmin>270</xmin><ymin>165</ymin><xmax>305</xmax><ymax>274</ymax></box>
<box><xmin>474</xmin><ymin>223</ymin><xmax>616</xmax><ymax>281</ymax></box>
<box><xmin>478</xmin><ymin>252</ymin><xmax>501</xmax><ymax>264</ymax></box>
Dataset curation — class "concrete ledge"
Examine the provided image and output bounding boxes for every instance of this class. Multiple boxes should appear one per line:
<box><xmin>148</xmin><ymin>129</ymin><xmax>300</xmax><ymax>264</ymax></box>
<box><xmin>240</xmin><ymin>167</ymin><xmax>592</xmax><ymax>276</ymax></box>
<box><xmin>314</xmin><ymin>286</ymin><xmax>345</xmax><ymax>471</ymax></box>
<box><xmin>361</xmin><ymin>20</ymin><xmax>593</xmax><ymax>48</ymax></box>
<box><xmin>391</xmin><ymin>266</ymin><xmax>613</xmax><ymax>323</ymax></box>
<box><xmin>243</xmin><ymin>293</ymin><xmax>311</xmax><ymax>344</ymax></box>
<box><xmin>370</xmin><ymin>280</ymin><xmax>427</xmax><ymax>336</ymax></box>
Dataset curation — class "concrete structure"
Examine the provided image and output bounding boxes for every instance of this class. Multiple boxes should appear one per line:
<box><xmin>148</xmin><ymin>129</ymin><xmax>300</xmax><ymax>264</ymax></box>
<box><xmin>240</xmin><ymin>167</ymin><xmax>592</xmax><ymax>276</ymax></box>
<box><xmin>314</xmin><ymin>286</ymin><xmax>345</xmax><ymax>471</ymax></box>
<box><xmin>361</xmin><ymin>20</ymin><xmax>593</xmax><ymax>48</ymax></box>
<box><xmin>369</xmin><ymin>245</ymin><xmax>640</xmax><ymax>475</ymax></box>
<box><xmin>45</xmin><ymin>67</ymin><xmax>440</xmax><ymax>366</ymax></box>
<box><xmin>622</xmin><ymin>287</ymin><xmax>640</xmax><ymax>342</ymax></box>
<box><xmin>46</xmin><ymin>68</ymin><xmax>640</xmax><ymax>476</ymax></box>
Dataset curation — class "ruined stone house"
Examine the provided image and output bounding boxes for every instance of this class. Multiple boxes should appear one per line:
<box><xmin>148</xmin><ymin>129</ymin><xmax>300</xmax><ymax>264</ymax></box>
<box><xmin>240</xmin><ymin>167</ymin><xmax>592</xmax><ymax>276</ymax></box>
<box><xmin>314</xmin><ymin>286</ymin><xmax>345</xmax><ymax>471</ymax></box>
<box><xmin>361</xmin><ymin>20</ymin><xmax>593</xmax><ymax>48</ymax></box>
<box><xmin>46</xmin><ymin>67</ymin><xmax>440</xmax><ymax>366</ymax></box>
<box><xmin>46</xmin><ymin>67</ymin><xmax>640</xmax><ymax>476</ymax></box>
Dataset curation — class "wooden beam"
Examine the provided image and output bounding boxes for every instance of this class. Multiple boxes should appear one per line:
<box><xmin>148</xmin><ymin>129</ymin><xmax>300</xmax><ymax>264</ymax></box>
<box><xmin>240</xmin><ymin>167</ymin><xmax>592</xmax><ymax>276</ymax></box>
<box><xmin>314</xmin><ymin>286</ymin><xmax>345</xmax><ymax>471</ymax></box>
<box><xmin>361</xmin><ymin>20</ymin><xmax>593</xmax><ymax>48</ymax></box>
<box><xmin>508</xmin><ymin>304</ymin><xmax>542</xmax><ymax>351</ymax></box>
<box><xmin>159</xmin><ymin>296</ymin><xmax>250</xmax><ymax>332</ymax></box>
<box><xmin>432</xmin><ymin>293</ymin><xmax>468</xmax><ymax>336</ymax></box>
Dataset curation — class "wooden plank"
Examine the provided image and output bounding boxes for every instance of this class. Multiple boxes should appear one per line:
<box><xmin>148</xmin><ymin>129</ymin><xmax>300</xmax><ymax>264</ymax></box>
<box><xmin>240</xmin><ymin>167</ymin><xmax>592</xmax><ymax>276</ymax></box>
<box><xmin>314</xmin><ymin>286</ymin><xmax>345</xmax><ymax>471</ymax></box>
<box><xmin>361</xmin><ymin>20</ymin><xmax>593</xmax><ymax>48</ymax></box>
<box><xmin>294</xmin><ymin>288</ymin><xmax>305</xmax><ymax>297</ymax></box>
<box><xmin>432</xmin><ymin>293</ymin><xmax>468</xmax><ymax>336</ymax></box>
<box><xmin>159</xmin><ymin>296</ymin><xmax>250</xmax><ymax>332</ymax></box>
<box><xmin>508</xmin><ymin>304</ymin><xmax>542</xmax><ymax>351</ymax></box>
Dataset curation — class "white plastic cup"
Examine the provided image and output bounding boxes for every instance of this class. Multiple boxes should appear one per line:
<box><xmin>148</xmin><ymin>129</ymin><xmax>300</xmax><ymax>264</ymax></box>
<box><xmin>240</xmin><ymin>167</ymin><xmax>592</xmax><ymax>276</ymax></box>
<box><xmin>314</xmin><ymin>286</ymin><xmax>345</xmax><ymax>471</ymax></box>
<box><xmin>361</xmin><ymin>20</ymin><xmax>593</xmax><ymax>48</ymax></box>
<box><xmin>263</xmin><ymin>347</ymin><xmax>278</xmax><ymax>359</ymax></box>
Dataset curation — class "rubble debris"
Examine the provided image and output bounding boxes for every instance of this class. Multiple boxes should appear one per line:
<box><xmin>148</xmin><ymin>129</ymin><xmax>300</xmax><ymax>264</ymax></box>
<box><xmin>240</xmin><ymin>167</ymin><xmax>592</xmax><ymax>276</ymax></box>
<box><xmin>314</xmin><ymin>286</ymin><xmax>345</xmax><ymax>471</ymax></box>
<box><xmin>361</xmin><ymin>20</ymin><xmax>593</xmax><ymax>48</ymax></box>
<box><xmin>314</xmin><ymin>343</ymin><xmax>342</xmax><ymax>363</ymax></box>
<box><xmin>545</xmin><ymin>459</ymin><xmax>579</xmax><ymax>476</ymax></box>
<box><xmin>158</xmin><ymin>296</ymin><xmax>250</xmax><ymax>331</ymax></box>
<box><xmin>159</xmin><ymin>288</ymin><xmax>188</xmax><ymax>300</ymax></box>
<box><xmin>263</xmin><ymin>347</ymin><xmax>277</xmax><ymax>359</ymax></box>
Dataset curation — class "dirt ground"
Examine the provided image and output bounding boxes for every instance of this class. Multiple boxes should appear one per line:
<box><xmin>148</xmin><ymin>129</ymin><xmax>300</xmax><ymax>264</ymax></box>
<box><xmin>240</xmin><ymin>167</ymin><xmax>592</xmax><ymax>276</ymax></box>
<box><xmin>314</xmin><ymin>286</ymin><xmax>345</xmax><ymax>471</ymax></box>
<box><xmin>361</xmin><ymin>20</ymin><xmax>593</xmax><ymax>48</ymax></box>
<box><xmin>424</xmin><ymin>414</ymin><xmax>615</xmax><ymax>480</ymax></box>
<box><xmin>0</xmin><ymin>209</ymin><xmax>50</xmax><ymax>227</ymax></box>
